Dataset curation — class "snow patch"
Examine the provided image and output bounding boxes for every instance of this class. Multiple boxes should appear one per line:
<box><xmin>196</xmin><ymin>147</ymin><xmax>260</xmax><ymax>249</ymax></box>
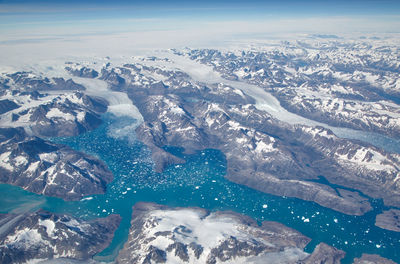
<box><xmin>148</xmin><ymin>209</ymin><xmax>241</xmax><ymax>252</ymax></box>
<box><xmin>255</xmin><ymin>140</ymin><xmax>275</xmax><ymax>154</ymax></box>
<box><xmin>26</xmin><ymin>161</ymin><xmax>40</xmax><ymax>173</ymax></box>
<box><xmin>46</xmin><ymin>108</ymin><xmax>75</xmax><ymax>121</ymax></box>
<box><xmin>0</xmin><ymin>151</ymin><xmax>14</xmax><ymax>171</ymax></box>
<box><xmin>76</xmin><ymin>111</ymin><xmax>86</xmax><ymax>122</ymax></box>
<box><xmin>170</xmin><ymin>105</ymin><xmax>185</xmax><ymax>115</ymax></box>
<box><xmin>39</xmin><ymin>219</ymin><xmax>57</xmax><ymax>238</ymax></box>
<box><xmin>14</xmin><ymin>155</ymin><xmax>28</xmax><ymax>167</ymax></box>
<box><xmin>5</xmin><ymin>228</ymin><xmax>45</xmax><ymax>248</ymax></box>
<box><xmin>39</xmin><ymin>153</ymin><xmax>58</xmax><ymax>163</ymax></box>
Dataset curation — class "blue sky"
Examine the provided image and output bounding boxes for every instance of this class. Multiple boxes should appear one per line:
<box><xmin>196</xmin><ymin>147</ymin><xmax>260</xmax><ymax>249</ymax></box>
<box><xmin>1</xmin><ymin>0</ymin><xmax>400</xmax><ymax>38</ymax></box>
<box><xmin>2</xmin><ymin>0</ymin><xmax>400</xmax><ymax>21</ymax></box>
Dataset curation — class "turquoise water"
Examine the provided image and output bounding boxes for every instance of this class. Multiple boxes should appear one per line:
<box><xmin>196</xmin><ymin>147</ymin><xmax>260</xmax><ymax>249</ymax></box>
<box><xmin>1</xmin><ymin>113</ymin><xmax>400</xmax><ymax>263</ymax></box>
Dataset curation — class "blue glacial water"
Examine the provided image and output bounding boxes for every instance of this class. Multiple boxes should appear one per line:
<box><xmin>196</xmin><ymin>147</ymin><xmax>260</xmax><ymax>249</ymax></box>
<box><xmin>1</xmin><ymin>113</ymin><xmax>400</xmax><ymax>264</ymax></box>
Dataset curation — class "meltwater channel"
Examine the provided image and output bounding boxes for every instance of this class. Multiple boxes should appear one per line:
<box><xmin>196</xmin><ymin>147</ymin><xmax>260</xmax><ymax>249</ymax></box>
<box><xmin>1</xmin><ymin>113</ymin><xmax>400</xmax><ymax>264</ymax></box>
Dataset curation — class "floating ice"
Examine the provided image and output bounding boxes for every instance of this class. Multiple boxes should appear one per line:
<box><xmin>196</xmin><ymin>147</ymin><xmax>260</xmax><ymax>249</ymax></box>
<box><xmin>301</xmin><ymin>216</ymin><xmax>310</xmax><ymax>222</ymax></box>
<box><xmin>80</xmin><ymin>197</ymin><xmax>93</xmax><ymax>201</ymax></box>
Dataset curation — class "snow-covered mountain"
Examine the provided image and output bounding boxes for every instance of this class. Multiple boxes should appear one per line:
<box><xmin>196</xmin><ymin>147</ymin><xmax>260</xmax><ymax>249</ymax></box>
<box><xmin>117</xmin><ymin>202</ymin><xmax>345</xmax><ymax>264</ymax></box>
<box><xmin>1</xmin><ymin>37</ymin><xmax>400</xmax><ymax>263</ymax></box>
<box><xmin>0</xmin><ymin>127</ymin><xmax>113</xmax><ymax>200</ymax></box>
<box><xmin>181</xmin><ymin>39</ymin><xmax>400</xmax><ymax>139</ymax></box>
<box><xmin>0</xmin><ymin>72</ymin><xmax>112</xmax><ymax>200</ymax></box>
<box><xmin>0</xmin><ymin>72</ymin><xmax>108</xmax><ymax>137</ymax></box>
<box><xmin>0</xmin><ymin>210</ymin><xmax>120</xmax><ymax>264</ymax></box>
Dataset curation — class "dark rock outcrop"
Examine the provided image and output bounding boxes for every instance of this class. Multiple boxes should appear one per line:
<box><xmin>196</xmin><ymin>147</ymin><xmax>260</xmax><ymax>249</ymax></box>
<box><xmin>353</xmin><ymin>254</ymin><xmax>397</xmax><ymax>264</ymax></box>
<box><xmin>0</xmin><ymin>99</ymin><xmax>19</xmax><ymax>114</ymax></box>
<box><xmin>376</xmin><ymin>209</ymin><xmax>400</xmax><ymax>232</ymax></box>
<box><xmin>298</xmin><ymin>243</ymin><xmax>345</xmax><ymax>264</ymax></box>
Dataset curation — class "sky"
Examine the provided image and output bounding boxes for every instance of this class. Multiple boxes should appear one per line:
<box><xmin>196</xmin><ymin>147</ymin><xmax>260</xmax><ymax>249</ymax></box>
<box><xmin>1</xmin><ymin>0</ymin><xmax>400</xmax><ymax>28</ymax></box>
<box><xmin>0</xmin><ymin>0</ymin><xmax>400</xmax><ymax>67</ymax></box>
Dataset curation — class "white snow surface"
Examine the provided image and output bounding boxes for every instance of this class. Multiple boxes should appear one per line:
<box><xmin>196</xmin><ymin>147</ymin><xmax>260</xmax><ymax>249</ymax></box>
<box><xmin>39</xmin><ymin>219</ymin><xmax>57</xmax><ymax>238</ymax></box>
<box><xmin>46</xmin><ymin>108</ymin><xmax>75</xmax><ymax>121</ymax></box>
<box><xmin>71</xmin><ymin>77</ymin><xmax>144</xmax><ymax>124</ymax></box>
<box><xmin>134</xmin><ymin>207</ymin><xmax>309</xmax><ymax>263</ymax></box>
<box><xmin>0</xmin><ymin>151</ymin><xmax>14</xmax><ymax>171</ymax></box>
<box><xmin>5</xmin><ymin>228</ymin><xmax>46</xmax><ymax>248</ymax></box>
<box><xmin>148</xmin><ymin>209</ymin><xmax>240</xmax><ymax>250</ymax></box>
